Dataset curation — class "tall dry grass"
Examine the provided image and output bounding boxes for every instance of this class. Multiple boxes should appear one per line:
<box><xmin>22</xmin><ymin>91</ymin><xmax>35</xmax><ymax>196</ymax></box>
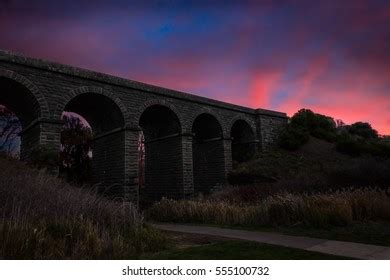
<box><xmin>0</xmin><ymin>157</ymin><xmax>166</xmax><ymax>259</ymax></box>
<box><xmin>147</xmin><ymin>188</ymin><xmax>390</xmax><ymax>229</ymax></box>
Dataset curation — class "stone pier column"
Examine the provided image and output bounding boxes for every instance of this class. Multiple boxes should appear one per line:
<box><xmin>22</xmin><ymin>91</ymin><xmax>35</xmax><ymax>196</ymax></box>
<box><xmin>181</xmin><ymin>133</ymin><xmax>194</xmax><ymax>199</ymax></box>
<box><xmin>92</xmin><ymin>127</ymin><xmax>140</xmax><ymax>204</ymax></box>
<box><xmin>123</xmin><ymin>128</ymin><xmax>141</xmax><ymax>205</ymax></box>
<box><xmin>222</xmin><ymin>137</ymin><xmax>233</xmax><ymax>180</ymax></box>
<box><xmin>192</xmin><ymin>136</ymin><xmax>232</xmax><ymax>193</ymax></box>
<box><xmin>19</xmin><ymin>118</ymin><xmax>62</xmax><ymax>160</ymax></box>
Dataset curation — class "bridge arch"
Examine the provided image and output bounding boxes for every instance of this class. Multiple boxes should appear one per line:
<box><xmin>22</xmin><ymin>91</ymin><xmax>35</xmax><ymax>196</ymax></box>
<box><xmin>0</xmin><ymin>69</ymin><xmax>51</xmax><ymax>158</ymax></box>
<box><xmin>58</xmin><ymin>87</ymin><xmax>129</xmax><ymax>197</ymax></box>
<box><xmin>138</xmin><ymin>103</ymin><xmax>183</xmax><ymax>201</ymax></box>
<box><xmin>0</xmin><ymin>68</ymin><xmax>50</xmax><ymax>125</ymax></box>
<box><xmin>187</xmin><ymin>108</ymin><xmax>227</xmax><ymax>137</ymax></box>
<box><xmin>230</xmin><ymin>118</ymin><xmax>256</xmax><ymax>163</ymax></box>
<box><xmin>135</xmin><ymin>99</ymin><xmax>183</xmax><ymax>129</ymax></box>
<box><xmin>55</xmin><ymin>86</ymin><xmax>130</xmax><ymax>131</ymax></box>
<box><xmin>192</xmin><ymin>113</ymin><xmax>225</xmax><ymax>194</ymax></box>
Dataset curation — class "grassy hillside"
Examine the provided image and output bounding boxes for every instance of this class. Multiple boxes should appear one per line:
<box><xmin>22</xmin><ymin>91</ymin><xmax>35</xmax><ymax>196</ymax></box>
<box><xmin>229</xmin><ymin>137</ymin><xmax>390</xmax><ymax>195</ymax></box>
<box><xmin>147</xmin><ymin>137</ymin><xmax>390</xmax><ymax>246</ymax></box>
<box><xmin>0</xmin><ymin>156</ymin><xmax>166</xmax><ymax>259</ymax></box>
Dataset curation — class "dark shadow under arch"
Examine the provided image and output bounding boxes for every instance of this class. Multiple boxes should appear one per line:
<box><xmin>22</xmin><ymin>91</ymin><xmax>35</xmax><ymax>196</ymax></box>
<box><xmin>0</xmin><ymin>77</ymin><xmax>41</xmax><ymax>128</ymax></box>
<box><xmin>139</xmin><ymin>105</ymin><xmax>183</xmax><ymax>202</ymax></box>
<box><xmin>231</xmin><ymin>119</ymin><xmax>256</xmax><ymax>163</ymax></box>
<box><xmin>0</xmin><ymin>76</ymin><xmax>43</xmax><ymax>159</ymax></box>
<box><xmin>64</xmin><ymin>92</ymin><xmax>125</xmax><ymax>135</ymax></box>
<box><xmin>62</xmin><ymin>92</ymin><xmax>126</xmax><ymax>197</ymax></box>
<box><xmin>192</xmin><ymin>113</ymin><xmax>225</xmax><ymax>194</ymax></box>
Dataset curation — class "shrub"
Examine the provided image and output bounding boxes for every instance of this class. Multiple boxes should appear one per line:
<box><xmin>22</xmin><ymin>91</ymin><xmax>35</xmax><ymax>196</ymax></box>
<box><xmin>279</xmin><ymin>109</ymin><xmax>337</xmax><ymax>150</ymax></box>
<box><xmin>335</xmin><ymin>134</ymin><xmax>364</xmax><ymax>156</ymax></box>
<box><xmin>290</xmin><ymin>109</ymin><xmax>337</xmax><ymax>141</ymax></box>
<box><xmin>347</xmin><ymin>122</ymin><xmax>378</xmax><ymax>140</ymax></box>
<box><xmin>279</xmin><ymin>126</ymin><xmax>310</xmax><ymax>151</ymax></box>
<box><xmin>326</xmin><ymin>159</ymin><xmax>390</xmax><ymax>189</ymax></box>
<box><xmin>367</xmin><ymin>140</ymin><xmax>390</xmax><ymax>158</ymax></box>
<box><xmin>336</xmin><ymin>133</ymin><xmax>390</xmax><ymax>158</ymax></box>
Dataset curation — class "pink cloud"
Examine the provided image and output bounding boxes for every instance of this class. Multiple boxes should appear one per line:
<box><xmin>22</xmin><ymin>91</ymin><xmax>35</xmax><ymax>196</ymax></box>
<box><xmin>249</xmin><ymin>70</ymin><xmax>282</xmax><ymax>108</ymax></box>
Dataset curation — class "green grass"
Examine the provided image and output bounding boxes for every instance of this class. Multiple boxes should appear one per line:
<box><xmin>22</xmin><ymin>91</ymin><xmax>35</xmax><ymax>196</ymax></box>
<box><xmin>175</xmin><ymin>222</ymin><xmax>390</xmax><ymax>247</ymax></box>
<box><xmin>217</xmin><ymin>222</ymin><xmax>390</xmax><ymax>247</ymax></box>
<box><xmin>145</xmin><ymin>240</ymin><xmax>351</xmax><ymax>260</ymax></box>
<box><xmin>279</xmin><ymin>222</ymin><xmax>390</xmax><ymax>247</ymax></box>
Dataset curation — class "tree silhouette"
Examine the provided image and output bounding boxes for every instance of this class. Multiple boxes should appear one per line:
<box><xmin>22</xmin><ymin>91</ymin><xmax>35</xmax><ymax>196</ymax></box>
<box><xmin>60</xmin><ymin>114</ymin><xmax>92</xmax><ymax>184</ymax></box>
<box><xmin>0</xmin><ymin>106</ymin><xmax>21</xmax><ymax>155</ymax></box>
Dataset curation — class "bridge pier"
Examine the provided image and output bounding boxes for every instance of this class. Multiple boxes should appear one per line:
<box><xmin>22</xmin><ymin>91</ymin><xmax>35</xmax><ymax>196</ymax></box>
<box><xmin>19</xmin><ymin>118</ymin><xmax>62</xmax><ymax>161</ymax></box>
<box><xmin>181</xmin><ymin>133</ymin><xmax>195</xmax><ymax>199</ymax></box>
<box><xmin>143</xmin><ymin>133</ymin><xmax>193</xmax><ymax>202</ymax></box>
<box><xmin>192</xmin><ymin>136</ymin><xmax>232</xmax><ymax>194</ymax></box>
<box><xmin>92</xmin><ymin>127</ymin><xmax>139</xmax><ymax>204</ymax></box>
<box><xmin>222</xmin><ymin>137</ymin><xmax>233</xmax><ymax>178</ymax></box>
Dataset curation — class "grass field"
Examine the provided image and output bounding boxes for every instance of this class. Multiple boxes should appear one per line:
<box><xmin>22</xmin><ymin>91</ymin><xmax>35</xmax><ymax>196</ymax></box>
<box><xmin>145</xmin><ymin>235</ymin><xmax>350</xmax><ymax>260</ymax></box>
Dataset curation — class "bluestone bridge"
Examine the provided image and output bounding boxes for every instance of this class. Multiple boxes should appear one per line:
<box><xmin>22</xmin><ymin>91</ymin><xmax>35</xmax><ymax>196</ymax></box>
<box><xmin>0</xmin><ymin>50</ymin><xmax>287</xmax><ymax>203</ymax></box>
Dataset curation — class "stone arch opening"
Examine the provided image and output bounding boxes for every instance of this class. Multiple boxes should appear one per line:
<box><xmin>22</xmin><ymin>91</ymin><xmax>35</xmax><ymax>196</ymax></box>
<box><xmin>64</xmin><ymin>92</ymin><xmax>125</xmax><ymax>135</ymax></box>
<box><xmin>63</xmin><ymin>92</ymin><xmax>126</xmax><ymax>197</ymax></box>
<box><xmin>192</xmin><ymin>113</ymin><xmax>225</xmax><ymax>194</ymax></box>
<box><xmin>139</xmin><ymin>105</ymin><xmax>182</xmax><ymax>202</ymax></box>
<box><xmin>231</xmin><ymin>120</ymin><xmax>256</xmax><ymax>163</ymax></box>
<box><xmin>0</xmin><ymin>77</ymin><xmax>41</xmax><ymax>159</ymax></box>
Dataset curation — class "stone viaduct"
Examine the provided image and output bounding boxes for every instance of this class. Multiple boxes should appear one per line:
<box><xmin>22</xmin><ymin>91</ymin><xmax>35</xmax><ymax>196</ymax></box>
<box><xmin>0</xmin><ymin>50</ymin><xmax>287</xmax><ymax>204</ymax></box>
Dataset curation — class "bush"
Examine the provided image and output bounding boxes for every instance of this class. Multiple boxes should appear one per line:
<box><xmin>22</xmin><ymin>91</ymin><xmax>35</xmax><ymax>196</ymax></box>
<box><xmin>335</xmin><ymin>134</ymin><xmax>364</xmax><ymax>156</ymax></box>
<box><xmin>326</xmin><ymin>158</ymin><xmax>390</xmax><ymax>188</ymax></box>
<box><xmin>227</xmin><ymin>151</ymin><xmax>310</xmax><ymax>185</ymax></box>
<box><xmin>347</xmin><ymin>122</ymin><xmax>378</xmax><ymax>140</ymax></box>
<box><xmin>290</xmin><ymin>109</ymin><xmax>337</xmax><ymax>141</ymax></box>
<box><xmin>336</xmin><ymin>133</ymin><xmax>390</xmax><ymax>158</ymax></box>
<box><xmin>279</xmin><ymin>126</ymin><xmax>310</xmax><ymax>151</ymax></box>
<box><xmin>279</xmin><ymin>109</ymin><xmax>337</xmax><ymax>150</ymax></box>
<box><xmin>367</xmin><ymin>141</ymin><xmax>390</xmax><ymax>158</ymax></box>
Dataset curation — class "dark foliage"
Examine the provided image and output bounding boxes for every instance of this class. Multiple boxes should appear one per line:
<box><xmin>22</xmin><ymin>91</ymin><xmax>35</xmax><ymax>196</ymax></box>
<box><xmin>279</xmin><ymin>109</ymin><xmax>337</xmax><ymax>151</ymax></box>
<box><xmin>347</xmin><ymin>122</ymin><xmax>378</xmax><ymax>140</ymax></box>
<box><xmin>0</xmin><ymin>106</ymin><xmax>21</xmax><ymax>154</ymax></box>
<box><xmin>60</xmin><ymin>114</ymin><xmax>92</xmax><ymax>184</ymax></box>
<box><xmin>279</xmin><ymin>126</ymin><xmax>310</xmax><ymax>151</ymax></box>
<box><xmin>289</xmin><ymin>109</ymin><xmax>337</xmax><ymax>141</ymax></box>
<box><xmin>29</xmin><ymin>145</ymin><xmax>60</xmax><ymax>170</ymax></box>
<box><xmin>335</xmin><ymin>133</ymin><xmax>363</xmax><ymax>156</ymax></box>
<box><xmin>278</xmin><ymin>108</ymin><xmax>390</xmax><ymax>158</ymax></box>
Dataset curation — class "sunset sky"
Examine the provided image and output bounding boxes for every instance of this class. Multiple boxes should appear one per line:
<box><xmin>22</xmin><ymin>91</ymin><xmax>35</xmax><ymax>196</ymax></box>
<box><xmin>0</xmin><ymin>0</ymin><xmax>389</xmax><ymax>134</ymax></box>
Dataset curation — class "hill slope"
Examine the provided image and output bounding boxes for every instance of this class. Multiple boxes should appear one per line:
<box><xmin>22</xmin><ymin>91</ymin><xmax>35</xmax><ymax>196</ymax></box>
<box><xmin>229</xmin><ymin>137</ymin><xmax>390</xmax><ymax>192</ymax></box>
<box><xmin>0</xmin><ymin>156</ymin><xmax>165</xmax><ymax>259</ymax></box>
